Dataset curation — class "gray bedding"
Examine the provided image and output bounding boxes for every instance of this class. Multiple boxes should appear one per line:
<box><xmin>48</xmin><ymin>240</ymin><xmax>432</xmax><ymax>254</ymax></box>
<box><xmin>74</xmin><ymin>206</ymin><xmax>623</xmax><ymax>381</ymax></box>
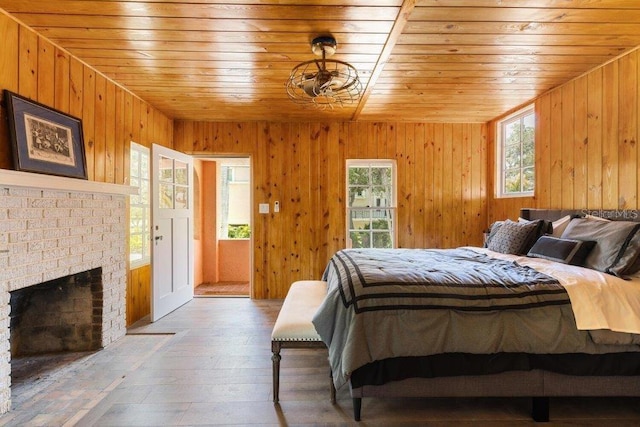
<box><xmin>312</xmin><ymin>248</ymin><xmax>640</xmax><ymax>389</ymax></box>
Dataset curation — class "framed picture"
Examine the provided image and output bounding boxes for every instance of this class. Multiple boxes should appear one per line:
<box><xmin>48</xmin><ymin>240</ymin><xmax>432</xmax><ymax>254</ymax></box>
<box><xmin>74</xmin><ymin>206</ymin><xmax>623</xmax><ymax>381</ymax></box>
<box><xmin>4</xmin><ymin>90</ymin><xmax>87</xmax><ymax>179</ymax></box>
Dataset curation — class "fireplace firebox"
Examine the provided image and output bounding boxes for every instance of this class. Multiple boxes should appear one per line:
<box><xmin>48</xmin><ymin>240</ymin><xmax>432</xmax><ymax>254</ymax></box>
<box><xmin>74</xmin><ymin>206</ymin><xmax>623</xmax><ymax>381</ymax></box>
<box><xmin>9</xmin><ymin>268</ymin><xmax>103</xmax><ymax>357</ymax></box>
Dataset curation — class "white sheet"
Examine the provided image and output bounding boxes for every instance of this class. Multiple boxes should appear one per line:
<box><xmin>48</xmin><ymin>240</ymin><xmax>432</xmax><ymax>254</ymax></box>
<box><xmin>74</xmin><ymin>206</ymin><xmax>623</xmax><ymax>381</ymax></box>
<box><xmin>471</xmin><ymin>247</ymin><xmax>640</xmax><ymax>334</ymax></box>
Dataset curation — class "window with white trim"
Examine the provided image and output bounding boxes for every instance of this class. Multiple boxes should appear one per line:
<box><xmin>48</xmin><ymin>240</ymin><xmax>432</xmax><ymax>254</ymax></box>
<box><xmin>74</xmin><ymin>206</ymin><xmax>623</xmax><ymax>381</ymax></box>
<box><xmin>497</xmin><ymin>106</ymin><xmax>535</xmax><ymax>197</ymax></box>
<box><xmin>346</xmin><ymin>160</ymin><xmax>396</xmax><ymax>248</ymax></box>
<box><xmin>218</xmin><ymin>159</ymin><xmax>251</xmax><ymax>239</ymax></box>
<box><xmin>129</xmin><ymin>142</ymin><xmax>151</xmax><ymax>267</ymax></box>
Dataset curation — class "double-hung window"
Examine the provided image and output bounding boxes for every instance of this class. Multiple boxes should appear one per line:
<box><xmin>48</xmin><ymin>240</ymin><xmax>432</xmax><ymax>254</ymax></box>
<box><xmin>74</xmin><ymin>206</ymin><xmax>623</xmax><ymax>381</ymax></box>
<box><xmin>497</xmin><ymin>106</ymin><xmax>535</xmax><ymax>197</ymax></box>
<box><xmin>346</xmin><ymin>160</ymin><xmax>396</xmax><ymax>248</ymax></box>
<box><xmin>129</xmin><ymin>142</ymin><xmax>151</xmax><ymax>267</ymax></box>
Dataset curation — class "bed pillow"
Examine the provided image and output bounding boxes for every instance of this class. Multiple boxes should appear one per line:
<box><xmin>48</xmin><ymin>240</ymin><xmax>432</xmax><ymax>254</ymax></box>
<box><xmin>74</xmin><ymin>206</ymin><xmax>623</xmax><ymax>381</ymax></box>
<box><xmin>551</xmin><ymin>215</ymin><xmax>572</xmax><ymax>237</ymax></box>
<box><xmin>560</xmin><ymin>217</ymin><xmax>640</xmax><ymax>276</ymax></box>
<box><xmin>518</xmin><ymin>217</ymin><xmax>553</xmax><ymax>235</ymax></box>
<box><xmin>613</xmin><ymin>230</ymin><xmax>640</xmax><ymax>276</ymax></box>
<box><xmin>484</xmin><ymin>220</ymin><xmax>504</xmax><ymax>248</ymax></box>
<box><xmin>487</xmin><ymin>219</ymin><xmax>546</xmax><ymax>255</ymax></box>
<box><xmin>527</xmin><ymin>236</ymin><xmax>596</xmax><ymax>266</ymax></box>
<box><xmin>585</xmin><ymin>214</ymin><xmax>611</xmax><ymax>222</ymax></box>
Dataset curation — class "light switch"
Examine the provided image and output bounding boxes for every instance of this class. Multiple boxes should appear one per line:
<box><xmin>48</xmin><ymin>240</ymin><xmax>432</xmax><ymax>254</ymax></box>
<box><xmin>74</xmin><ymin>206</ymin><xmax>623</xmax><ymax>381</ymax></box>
<box><xmin>274</xmin><ymin>201</ymin><xmax>280</xmax><ymax>212</ymax></box>
<box><xmin>259</xmin><ymin>203</ymin><xmax>269</xmax><ymax>214</ymax></box>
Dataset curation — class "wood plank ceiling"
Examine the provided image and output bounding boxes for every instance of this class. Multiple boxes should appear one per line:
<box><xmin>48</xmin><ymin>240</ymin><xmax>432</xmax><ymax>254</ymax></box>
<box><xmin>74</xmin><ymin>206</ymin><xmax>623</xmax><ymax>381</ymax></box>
<box><xmin>2</xmin><ymin>0</ymin><xmax>640</xmax><ymax>123</ymax></box>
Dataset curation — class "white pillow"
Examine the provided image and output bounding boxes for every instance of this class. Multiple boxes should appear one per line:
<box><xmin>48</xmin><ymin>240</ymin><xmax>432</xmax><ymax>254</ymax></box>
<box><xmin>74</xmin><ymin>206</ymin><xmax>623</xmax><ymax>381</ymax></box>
<box><xmin>551</xmin><ymin>215</ymin><xmax>572</xmax><ymax>237</ymax></box>
<box><xmin>585</xmin><ymin>214</ymin><xmax>610</xmax><ymax>222</ymax></box>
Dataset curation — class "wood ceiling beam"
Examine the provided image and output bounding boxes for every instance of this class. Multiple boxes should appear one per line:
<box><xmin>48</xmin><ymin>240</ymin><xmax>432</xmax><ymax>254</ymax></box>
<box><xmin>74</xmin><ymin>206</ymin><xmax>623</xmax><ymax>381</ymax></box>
<box><xmin>352</xmin><ymin>0</ymin><xmax>416</xmax><ymax>121</ymax></box>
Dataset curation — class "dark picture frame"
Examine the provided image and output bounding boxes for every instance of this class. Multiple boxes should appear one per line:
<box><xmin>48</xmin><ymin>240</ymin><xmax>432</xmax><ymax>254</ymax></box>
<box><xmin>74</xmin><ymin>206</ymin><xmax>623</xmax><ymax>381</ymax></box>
<box><xmin>4</xmin><ymin>90</ymin><xmax>87</xmax><ymax>179</ymax></box>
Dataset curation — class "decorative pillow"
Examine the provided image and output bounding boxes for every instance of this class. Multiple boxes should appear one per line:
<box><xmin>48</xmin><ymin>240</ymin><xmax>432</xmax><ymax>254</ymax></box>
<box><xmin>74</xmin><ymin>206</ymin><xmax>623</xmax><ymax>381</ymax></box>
<box><xmin>518</xmin><ymin>217</ymin><xmax>553</xmax><ymax>234</ymax></box>
<box><xmin>484</xmin><ymin>220</ymin><xmax>504</xmax><ymax>248</ymax></box>
<box><xmin>527</xmin><ymin>236</ymin><xmax>596</xmax><ymax>266</ymax></box>
<box><xmin>487</xmin><ymin>219</ymin><xmax>546</xmax><ymax>255</ymax></box>
<box><xmin>561</xmin><ymin>218</ymin><xmax>640</xmax><ymax>276</ymax></box>
<box><xmin>551</xmin><ymin>215</ymin><xmax>572</xmax><ymax>237</ymax></box>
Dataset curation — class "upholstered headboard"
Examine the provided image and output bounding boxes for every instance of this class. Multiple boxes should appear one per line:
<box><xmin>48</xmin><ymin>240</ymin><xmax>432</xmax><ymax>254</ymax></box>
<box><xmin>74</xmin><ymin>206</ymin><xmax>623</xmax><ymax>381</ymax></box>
<box><xmin>520</xmin><ymin>208</ymin><xmax>640</xmax><ymax>223</ymax></box>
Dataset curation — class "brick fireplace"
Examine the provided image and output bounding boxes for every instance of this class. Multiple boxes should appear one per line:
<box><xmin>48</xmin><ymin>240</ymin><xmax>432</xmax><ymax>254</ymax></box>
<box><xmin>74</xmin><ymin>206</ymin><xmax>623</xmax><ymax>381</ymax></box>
<box><xmin>0</xmin><ymin>170</ymin><xmax>133</xmax><ymax>414</ymax></box>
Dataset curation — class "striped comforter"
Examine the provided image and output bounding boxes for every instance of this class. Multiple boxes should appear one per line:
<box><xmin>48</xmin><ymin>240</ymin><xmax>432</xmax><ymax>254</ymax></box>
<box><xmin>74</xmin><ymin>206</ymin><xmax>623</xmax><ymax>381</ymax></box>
<box><xmin>324</xmin><ymin>248</ymin><xmax>569</xmax><ymax>313</ymax></box>
<box><xmin>312</xmin><ymin>247</ymin><xmax>640</xmax><ymax>389</ymax></box>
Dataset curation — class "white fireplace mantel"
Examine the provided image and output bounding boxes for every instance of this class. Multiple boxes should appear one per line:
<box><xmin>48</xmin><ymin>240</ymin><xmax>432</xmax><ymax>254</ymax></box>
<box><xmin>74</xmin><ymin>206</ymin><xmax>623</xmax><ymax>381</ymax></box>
<box><xmin>0</xmin><ymin>169</ymin><xmax>137</xmax><ymax>195</ymax></box>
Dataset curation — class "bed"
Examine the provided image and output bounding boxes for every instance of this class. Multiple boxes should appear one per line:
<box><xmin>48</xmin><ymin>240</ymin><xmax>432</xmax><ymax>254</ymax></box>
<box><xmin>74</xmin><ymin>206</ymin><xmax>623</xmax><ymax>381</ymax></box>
<box><xmin>311</xmin><ymin>208</ymin><xmax>640</xmax><ymax>421</ymax></box>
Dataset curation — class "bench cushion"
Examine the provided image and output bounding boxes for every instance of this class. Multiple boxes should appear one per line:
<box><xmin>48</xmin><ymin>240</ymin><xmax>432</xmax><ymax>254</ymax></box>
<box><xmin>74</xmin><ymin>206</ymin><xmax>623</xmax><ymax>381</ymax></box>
<box><xmin>271</xmin><ymin>280</ymin><xmax>327</xmax><ymax>341</ymax></box>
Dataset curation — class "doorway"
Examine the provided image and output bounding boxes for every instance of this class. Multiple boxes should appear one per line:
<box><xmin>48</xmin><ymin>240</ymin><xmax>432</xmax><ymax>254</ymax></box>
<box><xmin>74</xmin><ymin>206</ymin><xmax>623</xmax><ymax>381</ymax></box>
<box><xmin>193</xmin><ymin>157</ymin><xmax>252</xmax><ymax>297</ymax></box>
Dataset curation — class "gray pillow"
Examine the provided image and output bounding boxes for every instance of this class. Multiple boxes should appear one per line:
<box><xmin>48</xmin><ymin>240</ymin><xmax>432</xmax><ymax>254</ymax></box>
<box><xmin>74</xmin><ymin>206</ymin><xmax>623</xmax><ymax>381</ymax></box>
<box><xmin>527</xmin><ymin>236</ymin><xmax>596</xmax><ymax>266</ymax></box>
<box><xmin>560</xmin><ymin>218</ymin><xmax>640</xmax><ymax>276</ymax></box>
<box><xmin>484</xmin><ymin>220</ymin><xmax>504</xmax><ymax>248</ymax></box>
<box><xmin>487</xmin><ymin>219</ymin><xmax>545</xmax><ymax>255</ymax></box>
<box><xmin>625</xmin><ymin>242</ymin><xmax>640</xmax><ymax>276</ymax></box>
<box><xmin>612</xmin><ymin>229</ymin><xmax>640</xmax><ymax>276</ymax></box>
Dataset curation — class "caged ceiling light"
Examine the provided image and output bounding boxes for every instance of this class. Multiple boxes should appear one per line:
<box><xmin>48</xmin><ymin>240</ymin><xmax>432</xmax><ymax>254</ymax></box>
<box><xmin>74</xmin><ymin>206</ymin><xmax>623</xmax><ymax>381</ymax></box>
<box><xmin>285</xmin><ymin>36</ymin><xmax>363</xmax><ymax>109</ymax></box>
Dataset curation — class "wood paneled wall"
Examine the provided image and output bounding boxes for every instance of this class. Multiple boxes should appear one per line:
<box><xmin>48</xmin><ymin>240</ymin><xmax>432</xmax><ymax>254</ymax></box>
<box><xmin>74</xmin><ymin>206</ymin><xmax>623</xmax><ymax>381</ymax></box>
<box><xmin>174</xmin><ymin>121</ymin><xmax>488</xmax><ymax>299</ymax></box>
<box><xmin>489</xmin><ymin>48</ymin><xmax>640</xmax><ymax>222</ymax></box>
<box><xmin>127</xmin><ymin>264</ymin><xmax>150</xmax><ymax>325</ymax></box>
<box><xmin>0</xmin><ymin>12</ymin><xmax>174</xmax><ymax>325</ymax></box>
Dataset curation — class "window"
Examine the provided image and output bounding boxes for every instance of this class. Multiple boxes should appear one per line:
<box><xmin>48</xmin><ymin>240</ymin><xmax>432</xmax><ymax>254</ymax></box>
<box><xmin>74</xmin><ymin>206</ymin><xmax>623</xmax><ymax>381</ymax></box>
<box><xmin>129</xmin><ymin>142</ymin><xmax>150</xmax><ymax>267</ymax></box>
<box><xmin>218</xmin><ymin>159</ymin><xmax>251</xmax><ymax>239</ymax></box>
<box><xmin>346</xmin><ymin>160</ymin><xmax>396</xmax><ymax>248</ymax></box>
<box><xmin>227</xmin><ymin>165</ymin><xmax>250</xmax><ymax>183</ymax></box>
<box><xmin>497</xmin><ymin>106</ymin><xmax>535</xmax><ymax>197</ymax></box>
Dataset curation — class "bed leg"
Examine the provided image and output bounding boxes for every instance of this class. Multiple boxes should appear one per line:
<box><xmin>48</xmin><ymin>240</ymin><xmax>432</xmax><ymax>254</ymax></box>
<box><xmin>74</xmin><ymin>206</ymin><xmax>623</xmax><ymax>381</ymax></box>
<box><xmin>271</xmin><ymin>341</ymin><xmax>281</xmax><ymax>403</ymax></box>
<box><xmin>353</xmin><ymin>397</ymin><xmax>362</xmax><ymax>421</ymax></box>
<box><xmin>531</xmin><ymin>397</ymin><xmax>549</xmax><ymax>422</ymax></box>
<box><xmin>329</xmin><ymin>370</ymin><xmax>336</xmax><ymax>404</ymax></box>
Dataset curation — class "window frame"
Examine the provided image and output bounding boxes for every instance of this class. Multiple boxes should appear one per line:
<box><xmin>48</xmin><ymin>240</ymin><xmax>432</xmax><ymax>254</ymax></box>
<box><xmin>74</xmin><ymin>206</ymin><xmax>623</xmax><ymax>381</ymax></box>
<box><xmin>496</xmin><ymin>105</ymin><xmax>536</xmax><ymax>198</ymax></box>
<box><xmin>129</xmin><ymin>142</ymin><xmax>151</xmax><ymax>268</ymax></box>
<box><xmin>345</xmin><ymin>159</ymin><xmax>397</xmax><ymax>249</ymax></box>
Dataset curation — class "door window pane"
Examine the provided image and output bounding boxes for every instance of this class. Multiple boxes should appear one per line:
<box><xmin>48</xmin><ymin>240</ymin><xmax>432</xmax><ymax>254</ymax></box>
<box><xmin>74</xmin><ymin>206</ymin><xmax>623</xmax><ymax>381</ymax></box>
<box><xmin>175</xmin><ymin>185</ymin><xmax>188</xmax><ymax>209</ymax></box>
<box><xmin>175</xmin><ymin>160</ymin><xmax>188</xmax><ymax>185</ymax></box>
<box><xmin>160</xmin><ymin>183</ymin><xmax>174</xmax><ymax>209</ymax></box>
<box><xmin>159</xmin><ymin>156</ymin><xmax>173</xmax><ymax>182</ymax></box>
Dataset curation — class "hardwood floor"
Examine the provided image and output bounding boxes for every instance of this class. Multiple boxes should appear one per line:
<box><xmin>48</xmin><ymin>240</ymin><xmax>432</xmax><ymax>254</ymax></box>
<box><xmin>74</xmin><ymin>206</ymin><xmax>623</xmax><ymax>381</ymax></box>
<box><xmin>194</xmin><ymin>282</ymin><xmax>250</xmax><ymax>297</ymax></box>
<box><xmin>2</xmin><ymin>298</ymin><xmax>640</xmax><ymax>426</ymax></box>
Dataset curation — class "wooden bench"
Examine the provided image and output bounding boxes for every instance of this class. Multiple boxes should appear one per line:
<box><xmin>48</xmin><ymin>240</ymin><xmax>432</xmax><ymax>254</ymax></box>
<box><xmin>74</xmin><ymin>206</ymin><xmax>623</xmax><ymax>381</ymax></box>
<box><xmin>271</xmin><ymin>280</ymin><xmax>335</xmax><ymax>403</ymax></box>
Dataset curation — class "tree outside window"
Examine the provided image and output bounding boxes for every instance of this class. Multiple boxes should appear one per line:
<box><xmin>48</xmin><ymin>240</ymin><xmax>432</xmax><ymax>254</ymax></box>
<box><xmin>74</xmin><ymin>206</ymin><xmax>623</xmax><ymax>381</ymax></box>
<box><xmin>499</xmin><ymin>107</ymin><xmax>535</xmax><ymax>197</ymax></box>
<box><xmin>346</xmin><ymin>160</ymin><xmax>396</xmax><ymax>248</ymax></box>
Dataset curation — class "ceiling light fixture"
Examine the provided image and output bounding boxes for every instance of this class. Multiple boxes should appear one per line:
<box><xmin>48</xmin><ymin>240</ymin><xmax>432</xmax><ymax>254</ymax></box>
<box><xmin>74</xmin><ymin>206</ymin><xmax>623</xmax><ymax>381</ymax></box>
<box><xmin>285</xmin><ymin>36</ymin><xmax>362</xmax><ymax>109</ymax></box>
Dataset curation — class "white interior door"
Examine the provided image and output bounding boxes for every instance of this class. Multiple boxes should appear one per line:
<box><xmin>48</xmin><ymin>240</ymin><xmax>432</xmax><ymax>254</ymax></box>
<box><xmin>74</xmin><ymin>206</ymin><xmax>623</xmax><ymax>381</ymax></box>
<box><xmin>151</xmin><ymin>144</ymin><xmax>194</xmax><ymax>321</ymax></box>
